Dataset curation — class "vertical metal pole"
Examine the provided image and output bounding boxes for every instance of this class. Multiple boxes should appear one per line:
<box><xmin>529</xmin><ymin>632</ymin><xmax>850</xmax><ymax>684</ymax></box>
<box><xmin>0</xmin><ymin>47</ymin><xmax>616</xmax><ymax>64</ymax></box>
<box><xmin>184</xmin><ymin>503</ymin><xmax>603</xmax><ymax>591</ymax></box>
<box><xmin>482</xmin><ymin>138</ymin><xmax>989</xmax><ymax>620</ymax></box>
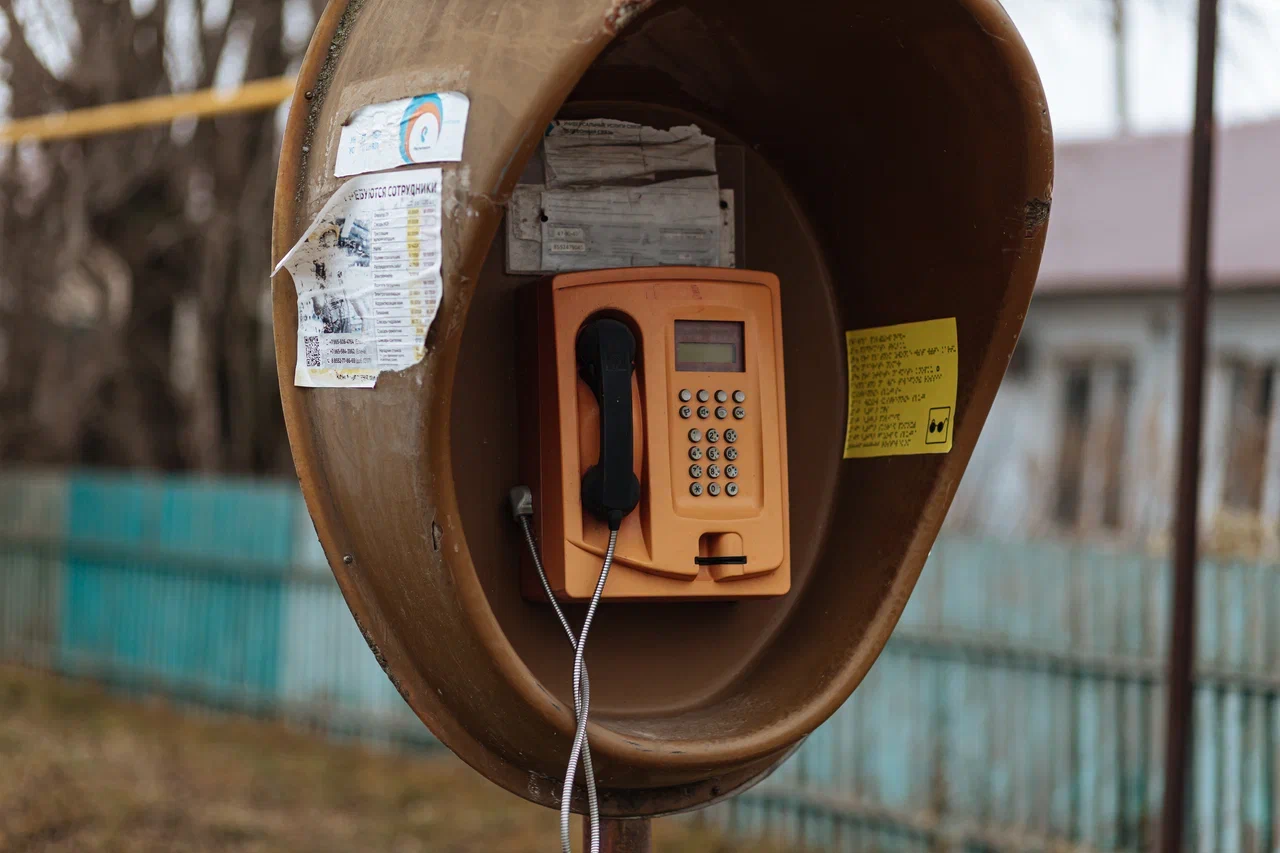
<box><xmin>592</xmin><ymin>818</ymin><xmax>653</xmax><ymax>853</ymax></box>
<box><xmin>1159</xmin><ymin>0</ymin><xmax>1220</xmax><ymax>851</ymax></box>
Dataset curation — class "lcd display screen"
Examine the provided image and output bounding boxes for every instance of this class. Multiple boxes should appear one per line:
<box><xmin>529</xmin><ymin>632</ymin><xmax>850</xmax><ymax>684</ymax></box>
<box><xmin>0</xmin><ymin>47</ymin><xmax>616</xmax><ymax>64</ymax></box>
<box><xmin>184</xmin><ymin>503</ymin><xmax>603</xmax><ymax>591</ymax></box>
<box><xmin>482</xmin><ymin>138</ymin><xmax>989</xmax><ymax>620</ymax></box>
<box><xmin>675</xmin><ymin>320</ymin><xmax>744</xmax><ymax>372</ymax></box>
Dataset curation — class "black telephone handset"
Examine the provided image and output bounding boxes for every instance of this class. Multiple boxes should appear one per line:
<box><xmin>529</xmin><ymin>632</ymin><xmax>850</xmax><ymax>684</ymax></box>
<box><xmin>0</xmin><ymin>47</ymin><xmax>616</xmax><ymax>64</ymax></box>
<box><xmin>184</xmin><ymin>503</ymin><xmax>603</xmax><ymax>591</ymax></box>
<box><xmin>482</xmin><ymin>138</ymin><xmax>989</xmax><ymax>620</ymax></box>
<box><xmin>576</xmin><ymin>318</ymin><xmax>641</xmax><ymax>531</ymax></box>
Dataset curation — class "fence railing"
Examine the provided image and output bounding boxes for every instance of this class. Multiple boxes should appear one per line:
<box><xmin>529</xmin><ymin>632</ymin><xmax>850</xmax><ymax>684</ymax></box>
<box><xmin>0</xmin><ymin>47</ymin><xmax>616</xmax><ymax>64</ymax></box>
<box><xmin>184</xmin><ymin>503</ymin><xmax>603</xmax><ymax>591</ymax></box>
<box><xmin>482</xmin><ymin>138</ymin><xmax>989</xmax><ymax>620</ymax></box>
<box><xmin>2</xmin><ymin>469</ymin><xmax>1277</xmax><ymax>851</ymax></box>
<box><xmin>709</xmin><ymin>541</ymin><xmax>1280</xmax><ymax>852</ymax></box>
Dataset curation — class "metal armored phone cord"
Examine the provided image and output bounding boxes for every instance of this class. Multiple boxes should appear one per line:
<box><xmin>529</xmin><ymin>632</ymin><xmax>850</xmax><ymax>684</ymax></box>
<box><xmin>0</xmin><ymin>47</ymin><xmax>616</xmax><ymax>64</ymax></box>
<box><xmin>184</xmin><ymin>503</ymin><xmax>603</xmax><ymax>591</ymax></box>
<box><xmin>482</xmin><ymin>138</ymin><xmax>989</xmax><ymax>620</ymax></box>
<box><xmin>559</xmin><ymin>527</ymin><xmax>616</xmax><ymax>853</ymax></box>
<box><xmin>509</xmin><ymin>487</ymin><xmax>609</xmax><ymax>853</ymax></box>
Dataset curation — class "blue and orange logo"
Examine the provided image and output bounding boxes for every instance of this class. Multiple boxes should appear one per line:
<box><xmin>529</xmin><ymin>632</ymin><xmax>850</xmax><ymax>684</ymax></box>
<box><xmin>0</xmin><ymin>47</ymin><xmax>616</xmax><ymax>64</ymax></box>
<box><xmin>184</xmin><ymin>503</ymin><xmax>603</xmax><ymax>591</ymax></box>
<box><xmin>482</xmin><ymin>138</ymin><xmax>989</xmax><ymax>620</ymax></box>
<box><xmin>399</xmin><ymin>94</ymin><xmax>444</xmax><ymax>162</ymax></box>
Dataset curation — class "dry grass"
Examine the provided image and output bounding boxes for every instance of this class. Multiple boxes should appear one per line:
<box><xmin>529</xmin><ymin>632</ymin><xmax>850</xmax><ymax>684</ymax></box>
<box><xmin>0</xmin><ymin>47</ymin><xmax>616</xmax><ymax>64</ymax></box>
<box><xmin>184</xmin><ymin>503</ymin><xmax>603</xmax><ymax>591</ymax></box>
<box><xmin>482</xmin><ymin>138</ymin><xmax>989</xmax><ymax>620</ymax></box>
<box><xmin>0</xmin><ymin>665</ymin><xmax>790</xmax><ymax>852</ymax></box>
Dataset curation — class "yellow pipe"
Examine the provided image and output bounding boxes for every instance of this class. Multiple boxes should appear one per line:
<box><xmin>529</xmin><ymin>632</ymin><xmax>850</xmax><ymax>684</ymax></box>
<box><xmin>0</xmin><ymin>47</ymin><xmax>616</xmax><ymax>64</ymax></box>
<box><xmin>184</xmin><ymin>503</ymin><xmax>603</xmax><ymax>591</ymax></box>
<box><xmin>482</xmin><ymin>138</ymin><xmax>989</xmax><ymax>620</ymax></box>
<box><xmin>0</xmin><ymin>75</ymin><xmax>298</xmax><ymax>144</ymax></box>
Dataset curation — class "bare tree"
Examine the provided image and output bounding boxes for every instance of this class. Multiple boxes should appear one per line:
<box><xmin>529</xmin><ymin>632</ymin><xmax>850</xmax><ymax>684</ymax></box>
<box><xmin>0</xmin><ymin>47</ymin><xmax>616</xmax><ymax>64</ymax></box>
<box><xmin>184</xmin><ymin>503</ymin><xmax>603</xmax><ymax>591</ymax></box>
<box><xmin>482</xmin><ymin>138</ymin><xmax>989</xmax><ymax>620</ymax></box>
<box><xmin>1054</xmin><ymin>0</ymin><xmax>1272</xmax><ymax>133</ymax></box>
<box><xmin>0</xmin><ymin>0</ymin><xmax>318</xmax><ymax>473</ymax></box>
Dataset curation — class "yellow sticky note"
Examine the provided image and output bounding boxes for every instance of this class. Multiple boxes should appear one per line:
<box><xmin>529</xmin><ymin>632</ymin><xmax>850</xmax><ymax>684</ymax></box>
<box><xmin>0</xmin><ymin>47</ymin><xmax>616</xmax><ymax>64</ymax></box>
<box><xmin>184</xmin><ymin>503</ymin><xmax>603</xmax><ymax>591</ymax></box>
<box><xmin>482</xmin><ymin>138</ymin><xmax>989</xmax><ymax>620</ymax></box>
<box><xmin>844</xmin><ymin>318</ymin><xmax>958</xmax><ymax>458</ymax></box>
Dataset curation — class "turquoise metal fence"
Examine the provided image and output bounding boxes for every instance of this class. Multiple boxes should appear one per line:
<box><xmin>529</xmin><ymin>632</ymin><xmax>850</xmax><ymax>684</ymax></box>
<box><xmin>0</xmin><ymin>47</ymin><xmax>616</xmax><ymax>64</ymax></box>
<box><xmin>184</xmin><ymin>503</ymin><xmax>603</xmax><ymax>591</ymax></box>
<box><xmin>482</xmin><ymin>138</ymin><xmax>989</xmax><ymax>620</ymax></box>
<box><xmin>0</xmin><ymin>468</ymin><xmax>426</xmax><ymax>744</ymax></box>
<box><xmin>710</xmin><ymin>541</ymin><xmax>1280</xmax><ymax>852</ymax></box>
<box><xmin>1</xmin><ymin>469</ymin><xmax>1277</xmax><ymax>850</ymax></box>
<box><xmin>0</xmin><ymin>471</ymin><xmax>64</xmax><ymax>667</ymax></box>
<box><xmin>60</xmin><ymin>472</ymin><xmax>292</xmax><ymax>704</ymax></box>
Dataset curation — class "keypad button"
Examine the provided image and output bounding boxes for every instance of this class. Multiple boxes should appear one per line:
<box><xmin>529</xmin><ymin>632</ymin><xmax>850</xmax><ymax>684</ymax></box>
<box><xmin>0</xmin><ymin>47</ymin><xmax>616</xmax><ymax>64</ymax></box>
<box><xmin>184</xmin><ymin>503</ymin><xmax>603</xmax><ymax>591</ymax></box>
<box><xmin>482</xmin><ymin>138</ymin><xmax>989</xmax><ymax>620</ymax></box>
<box><xmin>706</xmin><ymin>447</ymin><xmax>720</xmax><ymax>461</ymax></box>
<box><xmin>708</xmin><ymin>482</ymin><xmax>721</xmax><ymax>496</ymax></box>
<box><xmin>688</xmin><ymin>428</ymin><xmax>702</xmax><ymax>442</ymax></box>
<box><xmin>726</xmin><ymin>483</ymin><xmax>739</xmax><ymax>497</ymax></box>
<box><xmin>690</xmin><ymin>482</ymin><xmax>704</xmax><ymax>496</ymax></box>
<box><xmin>706</xmin><ymin>429</ymin><xmax>719</xmax><ymax>443</ymax></box>
<box><xmin>689</xmin><ymin>446</ymin><xmax>703</xmax><ymax>461</ymax></box>
<box><xmin>725</xmin><ymin>465</ymin><xmax>738</xmax><ymax>479</ymax></box>
<box><xmin>707</xmin><ymin>464</ymin><xmax>721</xmax><ymax>479</ymax></box>
<box><xmin>689</xmin><ymin>464</ymin><xmax>703</xmax><ymax>478</ymax></box>
<box><xmin>725</xmin><ymin>447</ymin><xmax>738</xmax><ymax>461</ymax></box>
<box><xmin>680</xmin><ymin>406</ymin><xmax>692</xmax><ymax>418</ymax></box>
<box><xmin>715</xmin><ymin>390</ymin><xmax>728</xmax><ymax>403</ymax></box>
<box><xmin>697</xmin><ymin>389</ymin><xmax>710</xmax><ymax>402</ymax></box>
<box><xmin>733</xmin><ymin>407</ymin><xmax>746</xmax><ymax>419</ymax></box>
<box><xmin>724</xmin><ymin>429</ymin><xmax>737</xmax><ymax>443</ymax></box>
<box><xmin>697</xmin><ymin>406</ymin><xmax>710</xmax><ymax>419</ymax></box>
<box><xmin>715</xmin><ymin>407</ymin><xmax>728</xmax><ymax>419</ymax></box>
<box><xmin>679</xmin><ymin>389</ymin><xmax>692</xmax><ymax>402</ymax></box>
<box><xmin>733</xmin><ymin>390</ymin><xmax>746</xmax><ymax>403</ymax></box>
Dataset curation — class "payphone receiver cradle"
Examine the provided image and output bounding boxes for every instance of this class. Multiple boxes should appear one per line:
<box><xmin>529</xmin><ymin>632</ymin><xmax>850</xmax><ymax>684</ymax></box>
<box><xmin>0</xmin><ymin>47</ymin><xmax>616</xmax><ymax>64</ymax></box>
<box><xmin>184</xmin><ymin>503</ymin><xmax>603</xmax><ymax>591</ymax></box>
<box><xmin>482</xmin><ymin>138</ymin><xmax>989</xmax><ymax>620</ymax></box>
<box><xmin>518</xmin><ymin>266</ymin><xmax>792</xmax><ymax>603</ymax></box>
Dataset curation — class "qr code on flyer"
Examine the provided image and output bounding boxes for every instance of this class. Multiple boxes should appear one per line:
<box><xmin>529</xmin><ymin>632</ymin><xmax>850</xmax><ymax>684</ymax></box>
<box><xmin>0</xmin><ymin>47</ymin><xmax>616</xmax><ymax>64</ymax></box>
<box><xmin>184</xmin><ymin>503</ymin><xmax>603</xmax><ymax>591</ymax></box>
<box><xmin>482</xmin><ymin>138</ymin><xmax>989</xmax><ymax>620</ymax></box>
<box><xmin>304</xmin><ymin>336</ymin><xmax>321</xmax><ymax>367</ymax></box>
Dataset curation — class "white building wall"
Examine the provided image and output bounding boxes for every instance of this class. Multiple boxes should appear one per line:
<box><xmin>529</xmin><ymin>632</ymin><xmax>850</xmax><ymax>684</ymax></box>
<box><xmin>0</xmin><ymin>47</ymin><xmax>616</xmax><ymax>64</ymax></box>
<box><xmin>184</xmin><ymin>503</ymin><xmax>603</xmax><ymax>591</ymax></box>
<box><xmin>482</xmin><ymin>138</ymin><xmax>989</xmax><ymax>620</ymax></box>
<box><xmin>949</xmin><ymin>289</ymin><xmax>1280</xmax><ymax>555</ymax></box>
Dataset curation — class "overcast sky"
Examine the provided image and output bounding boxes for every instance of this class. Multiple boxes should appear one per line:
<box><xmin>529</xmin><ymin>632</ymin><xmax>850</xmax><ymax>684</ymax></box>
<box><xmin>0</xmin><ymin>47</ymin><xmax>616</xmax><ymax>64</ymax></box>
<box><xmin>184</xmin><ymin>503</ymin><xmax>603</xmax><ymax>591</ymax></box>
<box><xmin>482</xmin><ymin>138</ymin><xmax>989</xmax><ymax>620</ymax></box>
<box><xmin>1004</xmin><ymin>0</ymin><xmax>1280</xmax><ymax>139</ymax></box>
<box><xmin>1</xmin><ymin>1</ymin><xmax>1279</xmax><ymax>141</ymax></box>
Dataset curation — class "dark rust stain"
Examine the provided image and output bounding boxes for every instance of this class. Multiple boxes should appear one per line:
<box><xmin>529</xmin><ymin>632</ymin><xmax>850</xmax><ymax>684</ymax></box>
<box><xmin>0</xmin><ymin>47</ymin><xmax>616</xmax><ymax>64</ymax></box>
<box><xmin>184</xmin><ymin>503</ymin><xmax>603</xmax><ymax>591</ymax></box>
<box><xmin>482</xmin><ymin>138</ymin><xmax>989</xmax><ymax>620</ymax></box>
<box><xmin>352</xmin><ymin>610</ymin><xmax>390</xmax><ymax>673</ymax></box>
<box><xmin>1024</xmin><ymin>197</ymin><xmax>1051</xmax><ymax>237</ymax></box>
<box><xmin>431</xmin><ymin>520</ymin><xmax>443</xmax><ymax>551</ymax></box>
<box><xmin>604</xmin><ymin>0</ymin><xmax>656</xmax><ymax>33</ymax></box>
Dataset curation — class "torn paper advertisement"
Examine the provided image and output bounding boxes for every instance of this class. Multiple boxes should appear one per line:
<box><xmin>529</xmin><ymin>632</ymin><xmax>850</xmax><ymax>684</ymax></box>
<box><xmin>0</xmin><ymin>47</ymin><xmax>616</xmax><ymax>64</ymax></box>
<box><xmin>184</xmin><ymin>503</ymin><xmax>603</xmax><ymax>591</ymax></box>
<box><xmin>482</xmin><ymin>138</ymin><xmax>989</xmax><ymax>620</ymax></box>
<box><xmin>506</xmin><ymin>185</ymin><xmax>735</xmax><ymax>274</ymax></box>
<box><xmin>505</xmin><ymin>118</ymin><xmax>735</xmax><ymax>274</ymax></box>
<box><xmin>274</xmin><ymin>168</ymin><xmax>443</xmax><ymax>388</ymax></box>
<box><xmin>335</xmin><ymin>92</ymin><xmax>470</xmax><ymax>177</ymax></box>
<box><xmin>538</xmin><ymin>186</ymin><xmax>723</xmax><ymax>271</ymax></box>
<box><xmin>543</xmin><ymin>119</ymin><xmax>716</xmax><ymax>187</ymax></box>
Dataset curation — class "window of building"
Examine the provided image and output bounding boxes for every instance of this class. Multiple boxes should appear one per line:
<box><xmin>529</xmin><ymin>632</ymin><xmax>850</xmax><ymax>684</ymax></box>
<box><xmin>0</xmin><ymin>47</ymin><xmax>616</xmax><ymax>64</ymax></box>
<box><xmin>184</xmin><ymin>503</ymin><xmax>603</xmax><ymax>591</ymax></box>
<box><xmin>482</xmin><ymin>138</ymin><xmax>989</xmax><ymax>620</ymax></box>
<box><xmin>1053</xmin><ymin>364</ymin><xmax>1091</xmax><ymax>526</ymax></box>
<box><xmin>1053</xmin><ymin>358</ymin><xmax>1134</xmax><ymax>532</ymax></box>
<box><xmin>1101</xmin><ymin>363</ymin><xmax>1133</xmax><ymax>528</ymax></box>
<box><xmin>1222</xmin><ymin>360</ymin><xmax>1275</xmax><ymax>513</ymax></box>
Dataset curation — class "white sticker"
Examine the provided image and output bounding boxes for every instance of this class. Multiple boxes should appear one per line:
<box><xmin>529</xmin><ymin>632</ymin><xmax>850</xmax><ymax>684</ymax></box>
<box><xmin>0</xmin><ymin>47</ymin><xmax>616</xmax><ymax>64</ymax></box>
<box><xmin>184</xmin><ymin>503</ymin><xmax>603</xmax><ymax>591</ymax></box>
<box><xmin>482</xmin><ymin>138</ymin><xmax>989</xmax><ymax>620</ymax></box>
<box><xmin>335</xmin><ymin>92</ymin><xmax>470</xmax><ymax>177</ymax></box>
<box><xmin>274</xmin><ymin>168</ymin><xmax>444</xmax><ymax>388</ymax></box>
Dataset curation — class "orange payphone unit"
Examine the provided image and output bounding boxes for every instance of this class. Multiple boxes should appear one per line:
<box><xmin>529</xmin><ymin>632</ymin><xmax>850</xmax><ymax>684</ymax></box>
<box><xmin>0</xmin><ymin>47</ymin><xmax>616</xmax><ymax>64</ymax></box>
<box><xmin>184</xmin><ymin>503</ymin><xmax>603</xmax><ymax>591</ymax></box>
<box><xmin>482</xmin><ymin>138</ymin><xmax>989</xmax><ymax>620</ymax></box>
<box><xmin>517</xmin><ymin>266</ymin><xmax>790</xmax><ymax>602</ymax></box>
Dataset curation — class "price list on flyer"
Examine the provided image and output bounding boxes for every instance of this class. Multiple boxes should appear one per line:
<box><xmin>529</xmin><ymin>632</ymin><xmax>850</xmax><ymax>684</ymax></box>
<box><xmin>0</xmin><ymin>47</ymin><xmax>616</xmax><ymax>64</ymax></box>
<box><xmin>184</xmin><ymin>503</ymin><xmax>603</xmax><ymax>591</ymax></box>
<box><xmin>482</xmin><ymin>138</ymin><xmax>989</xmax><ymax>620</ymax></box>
<box><xmin>275</xmin><ymin>167</ymin><xmax>444</xmax><ymax>388</ymax></box>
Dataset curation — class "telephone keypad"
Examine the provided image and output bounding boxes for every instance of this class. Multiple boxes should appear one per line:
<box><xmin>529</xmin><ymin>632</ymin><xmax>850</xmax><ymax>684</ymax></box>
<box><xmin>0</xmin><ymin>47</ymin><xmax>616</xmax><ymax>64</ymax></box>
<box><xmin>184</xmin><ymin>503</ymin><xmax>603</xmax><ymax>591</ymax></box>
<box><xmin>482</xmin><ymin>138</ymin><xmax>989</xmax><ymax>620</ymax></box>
<box><xmin>677</xmin><ymin>384</ymin><xmax>747</xmax><ymax>503</ymax></box>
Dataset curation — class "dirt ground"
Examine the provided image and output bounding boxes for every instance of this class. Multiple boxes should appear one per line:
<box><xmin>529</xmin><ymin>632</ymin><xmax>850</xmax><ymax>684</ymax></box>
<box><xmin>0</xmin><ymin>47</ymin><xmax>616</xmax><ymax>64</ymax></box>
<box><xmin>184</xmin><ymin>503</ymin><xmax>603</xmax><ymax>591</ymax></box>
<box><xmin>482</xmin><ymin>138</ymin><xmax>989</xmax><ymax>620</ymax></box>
<box><xmin>0</xmin><ymin>665</ymin><xmax>788</xmax><ymax>853</ymax></box>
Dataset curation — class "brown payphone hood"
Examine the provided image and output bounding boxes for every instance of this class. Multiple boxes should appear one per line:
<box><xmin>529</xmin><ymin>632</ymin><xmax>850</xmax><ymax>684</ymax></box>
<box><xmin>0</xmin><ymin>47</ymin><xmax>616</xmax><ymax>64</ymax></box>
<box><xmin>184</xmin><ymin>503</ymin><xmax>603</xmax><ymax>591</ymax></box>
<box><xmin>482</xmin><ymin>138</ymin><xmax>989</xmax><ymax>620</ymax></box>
<box><xmin>272</xmin><ymin>0</ymin><xmax>1052</xmax><ymax>817</ymax></box>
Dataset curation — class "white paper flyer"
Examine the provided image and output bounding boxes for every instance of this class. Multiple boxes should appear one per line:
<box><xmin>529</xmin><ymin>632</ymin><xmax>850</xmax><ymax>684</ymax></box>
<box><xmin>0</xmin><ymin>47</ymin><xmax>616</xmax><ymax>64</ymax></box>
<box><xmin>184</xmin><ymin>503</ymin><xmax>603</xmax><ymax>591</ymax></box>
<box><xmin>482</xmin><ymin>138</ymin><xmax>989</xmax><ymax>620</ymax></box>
<box><xmin>274</xmin><ymin>168</ymin><xmax>444</xmax><ymax>388</ymax></box>
<box><xmin>335</xmin><ymin>92</ymin><xmax>470</xmax><ymax>177</ymax></box>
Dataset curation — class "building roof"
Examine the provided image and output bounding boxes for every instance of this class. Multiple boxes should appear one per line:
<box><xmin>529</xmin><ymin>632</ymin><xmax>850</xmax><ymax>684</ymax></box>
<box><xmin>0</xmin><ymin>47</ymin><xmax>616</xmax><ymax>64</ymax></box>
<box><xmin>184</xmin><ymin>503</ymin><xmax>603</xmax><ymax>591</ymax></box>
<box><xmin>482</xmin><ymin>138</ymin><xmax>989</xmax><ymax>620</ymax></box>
<box><xmin>1037</xmin><ymin>118</ymin><xmax>1280</xmax><ymax>294</ymax></box>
